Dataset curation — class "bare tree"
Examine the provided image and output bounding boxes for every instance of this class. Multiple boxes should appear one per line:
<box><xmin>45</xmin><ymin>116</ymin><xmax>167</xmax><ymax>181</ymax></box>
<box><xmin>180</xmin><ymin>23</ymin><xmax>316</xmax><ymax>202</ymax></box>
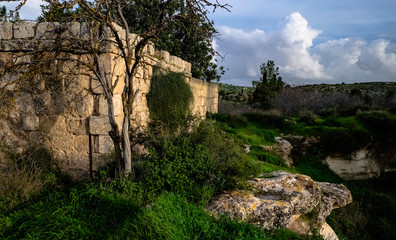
<box><xmin>9</xmin><ymin>0</ymin><xmax>229</xmax><ymax>176</ymax></box>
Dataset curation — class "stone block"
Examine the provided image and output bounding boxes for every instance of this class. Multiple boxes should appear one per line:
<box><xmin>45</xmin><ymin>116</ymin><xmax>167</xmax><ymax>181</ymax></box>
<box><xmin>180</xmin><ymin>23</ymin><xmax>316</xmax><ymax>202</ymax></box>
<box><xmin>67</xmin><ymin>118</ymin><xmax>88</xmax><ymax>135</ymax></box>
<box><xmin>22</xmin><ymin>115</ymin><xmax>39</xmax><ymax>131</ymax></box>
<box><xmin>110</xmin><ymin>22</ymin><xmax>126</xmax><ymax>41</ymax></box>
<box><xmin>60</xmin><ymin>60</ymin><xmax>78</xmax><ymax>73</ymax></box>
<box><xmin>1</xmin><ymin>40</ymin><xmax>34</xmax><ymax>51</ymax></box>
<box><xmin>38</xmin><ymin>40</ymin><xmax>56</xmax><ymax>51</ymax></box>
<box><xmin>79</xmin><ymin>75</ymin><xmax>91</xmax><ymax>90</ymax></box>
<box><xmin>75</xmin><ymin>94</ymin><xmax>94</xmax><ymax>118</ymax></box>
<box><xmin>40</xmin><ymin>115</ymin><xmax>67</xmax><ymax>133</ymax></box>
<box><xmin>15</xmin><ymin>93</ymin><xmax>34</xmax><ymax>113</ymax></box>
<box><xmin>0</xmin><ymin>22</ymin><xmax>13</xmax><ymax>40</ymax></box>
<box><xmin>89</xmin><ymin>116</ymin><xmax>111</xmax><ymax>135</ymax></box>
<box><xmin>60</xmin><ymin>22</ymin><xmax>80</xmax><ymax>39</ymax></box>
<box><xmin>99</xmin><ymin>94</ymin><xmax>122</xmax><ymax>116</ymax></box>
<box><xmin>13</xmin><ymin>21</ymin><xmax>36</xmax><ymax>39</ymax></box>
<box><xmin>80</xmin><ymin>22</ymin><xmax>90</xmax><ymax>40</ymax></box>
<box><xmin>100</xmin><ymin>53</ymin><xmax>114</xmax><ymax>74</ymax></box>
<box><xmin>91</xmin><ymin>76</ymin><xmax>103</xmax><ymax>94</ymax></box>
<box><xmin>73</xmin><ymin>135</ymin><xmax>89</xmax><ymax>152</ymax></box>
<box><xmin>36</xmin><ymin>22</ymin><xmax>60</xmax><ymax>39</ymax></box>
<box><xmin>99</xmin><ymin>135</ymin><xmax>113</xmax><ymax>153</ymax></box>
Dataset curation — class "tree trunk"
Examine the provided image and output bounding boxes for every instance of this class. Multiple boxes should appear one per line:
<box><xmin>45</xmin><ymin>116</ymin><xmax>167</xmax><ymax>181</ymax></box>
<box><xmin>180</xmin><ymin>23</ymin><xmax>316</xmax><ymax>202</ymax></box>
<box><xmin>122</xmin><ymin>109</ymin><xmax>132</xmax><ymax>174</ymax></box>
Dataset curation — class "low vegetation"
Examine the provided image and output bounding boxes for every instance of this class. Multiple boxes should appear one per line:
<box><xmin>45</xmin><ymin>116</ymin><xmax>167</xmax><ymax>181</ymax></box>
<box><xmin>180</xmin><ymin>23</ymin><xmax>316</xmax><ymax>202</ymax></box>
<box><xmin>1</xmin><ymin>81</ymin><xmax>395</xmax><ymax>239</ymax></box>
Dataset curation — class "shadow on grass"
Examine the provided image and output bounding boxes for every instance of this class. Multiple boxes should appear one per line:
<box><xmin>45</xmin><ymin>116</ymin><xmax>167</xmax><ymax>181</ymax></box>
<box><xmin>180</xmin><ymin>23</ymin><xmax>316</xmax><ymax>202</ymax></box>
<box><xmin>1</xmin><ymin>185</ymin><xmax>143</xmax><ymax>239</ymax></box>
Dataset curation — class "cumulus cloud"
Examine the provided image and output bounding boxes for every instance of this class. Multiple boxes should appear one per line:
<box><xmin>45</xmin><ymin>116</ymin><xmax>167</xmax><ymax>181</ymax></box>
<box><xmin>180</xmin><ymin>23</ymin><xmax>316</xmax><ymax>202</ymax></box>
<box><xmin>215</xmin><ymin>12</ymin><xmax>396</xmax><ymax>85</ymax></box>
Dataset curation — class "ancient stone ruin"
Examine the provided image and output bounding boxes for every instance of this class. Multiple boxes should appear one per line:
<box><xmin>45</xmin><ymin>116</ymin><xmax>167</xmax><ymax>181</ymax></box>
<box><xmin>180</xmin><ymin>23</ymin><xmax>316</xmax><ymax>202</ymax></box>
<box><xmin>0</xmin><ymin>21</ymin><xmax>218</xmax><ymax>179</ymax></box>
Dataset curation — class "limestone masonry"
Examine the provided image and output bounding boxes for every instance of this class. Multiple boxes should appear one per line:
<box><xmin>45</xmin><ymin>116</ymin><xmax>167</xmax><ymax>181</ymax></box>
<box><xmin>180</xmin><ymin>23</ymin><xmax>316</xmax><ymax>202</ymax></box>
<box><xmin>0</xmin><ymin>21</ymin><xmax>218</xmax><ymax>179</ymax></box>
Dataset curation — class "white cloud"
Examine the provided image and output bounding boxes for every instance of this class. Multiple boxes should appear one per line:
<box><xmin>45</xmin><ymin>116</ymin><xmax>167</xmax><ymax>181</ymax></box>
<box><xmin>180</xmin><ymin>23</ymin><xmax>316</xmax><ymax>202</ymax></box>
<box><xmin>357</xmin><ymin>40</ymin><xmax>396</xmax><ymax>74</ymax></box>
<box><xmin>216</xmin><ymin>12</ymin><xmax>396</xmax><ymax>85</ymax></box>
<box><xmin>279</xmin><ymin>12</ymin><xmax>329</xmax><ymax>80</ymax></box>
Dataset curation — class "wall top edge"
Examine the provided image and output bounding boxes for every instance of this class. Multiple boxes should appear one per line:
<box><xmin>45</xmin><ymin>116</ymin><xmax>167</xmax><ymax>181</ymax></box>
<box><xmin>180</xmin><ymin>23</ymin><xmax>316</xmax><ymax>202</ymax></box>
<box><xmin>0</xmin><ymin>21</ymin><xmax>191</xmax><ymax>73</ymax></box>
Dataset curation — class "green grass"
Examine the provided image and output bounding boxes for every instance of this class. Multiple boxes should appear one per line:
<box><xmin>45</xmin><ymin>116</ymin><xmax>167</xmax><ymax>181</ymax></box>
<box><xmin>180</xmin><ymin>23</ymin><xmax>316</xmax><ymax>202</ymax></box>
<box><xmin>0</xmin><ymin>186</ymin><xmax>318</xmax><ymax>240</ymax></box>
<box><xmin>3</xmin><ymin>109</ymin><xmax>395</xmax><ymax>240</ymax></box>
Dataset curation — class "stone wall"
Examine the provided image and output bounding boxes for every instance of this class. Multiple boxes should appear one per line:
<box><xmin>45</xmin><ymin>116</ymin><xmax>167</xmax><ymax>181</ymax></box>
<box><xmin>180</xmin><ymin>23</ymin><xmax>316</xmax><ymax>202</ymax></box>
<box><xmin>0</xmin><ymin>21</ymin><xmax>218</xmax><ymax>179</ymax></box>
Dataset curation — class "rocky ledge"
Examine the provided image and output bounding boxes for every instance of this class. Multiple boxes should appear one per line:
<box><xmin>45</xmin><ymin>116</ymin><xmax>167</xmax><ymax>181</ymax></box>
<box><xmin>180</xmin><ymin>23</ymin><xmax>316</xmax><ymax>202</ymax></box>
<box><xmin>206</xmin><ymin>171</ymin><xmax>352</xmax><ymax>240</ymax></box>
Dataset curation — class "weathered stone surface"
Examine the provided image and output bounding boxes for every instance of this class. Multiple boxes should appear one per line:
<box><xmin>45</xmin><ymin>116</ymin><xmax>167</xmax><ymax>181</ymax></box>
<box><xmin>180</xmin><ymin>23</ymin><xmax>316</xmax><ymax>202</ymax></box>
<box><xmin>284</xmin><ymin>135</ymin><xmax>320</xmax><ymax>156</ymax></box>
<box><xmin>0</xmin><ymin>21</ymin><xmax>219</xmax><ymax>179</ymax></box>
<box><xmin>80</xmin><ymin>22</ymin><xmax>90</xmax><ymax>40</ymax></box>
<box><xmin>36</xmin><ymin>22</ymin><xmax>61</xmax><ymax>39</ymax></box>
<box><xmin>91</xmin><ymin>76</ymin><xmax>103</xmax><ymax>94</ymax></box>
<box><xmin>320</xmin><ymin>222</ymin><xmax>339</xmax><ymax>240</ymax></box>
<box><xmin>0</xmin><ymin>22</ymin><xmax>12</xmax><ymax>40</ymax></box>
<box><xmin>206</xmin><ymin>171</ymin><xmax>352</xmax><ymax>239</ymax></box>
<box><xmin>67</xmin><ymin>118</ymin><xmax>88</xmax><ymax>135</ymax></box>
<box><xmin>13</xmin><ymin>21</ymin><xmax>36</xmax><ymax>39</ymax></box>
<box><xmin>22</xmin><ymin>115</ymin><xmax>39</xmax><ymax>131</ymax></box>
<box><xmin>60</xmin><ymin>22</ymin><xmax>80</xmax><ymax>39</ymax></box>
<box><xmin>99</xmin><ymin>135</ymin><xmax>113</xmax><ymax>154</ymax></box>
<box><xmin>99</xmin><ymin>94</ymin><xmax>122</xmax><ymax>116</ymax></box>
<box><xmin>262</xmin><ymin>137</ymin><xmax>293</xmax><ymax>166</ymax></box>
<box><xmin>89</xmin><ymin>116</ymin><xmax>111</xmax><ymax>135</ymax></box>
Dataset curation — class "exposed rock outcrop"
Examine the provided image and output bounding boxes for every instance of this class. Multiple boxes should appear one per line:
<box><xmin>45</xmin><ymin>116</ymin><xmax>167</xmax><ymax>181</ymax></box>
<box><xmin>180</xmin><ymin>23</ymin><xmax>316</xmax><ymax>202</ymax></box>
<box><xmin>262</xmin><ymin>137</ymin><xmax>293</xmax><ymax>166</ymax></box>
<box><xmin>206</xmin><ymin>171</ymin><xmax>352</xmax><ymax>240</ymax></box>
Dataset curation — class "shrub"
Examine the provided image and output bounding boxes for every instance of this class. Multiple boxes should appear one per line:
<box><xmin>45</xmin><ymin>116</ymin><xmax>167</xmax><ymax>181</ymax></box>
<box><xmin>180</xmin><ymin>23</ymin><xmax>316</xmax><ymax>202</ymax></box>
<box><xmin>298</xmin><ymin>111</ymin><xmax>317</xmax><ymax>125</ymax></box>
<box><xmin>146</xmin><ymin>71</ymin><xmax>193</xmax><ymax>131</ymax></box>
<box><xmin>319</xmin><ymin>127</ymin><xmax>371</xmax><ymax>156</ymax></box>
<box><xmin>356</xmin><ymin>110</ymin><xmax>391</xmax><ymax>128</ymax></box>
<box><xmin>130</xmin><ymin>120</ymin><xmax>261</xmax><ymax>204</ymax></box>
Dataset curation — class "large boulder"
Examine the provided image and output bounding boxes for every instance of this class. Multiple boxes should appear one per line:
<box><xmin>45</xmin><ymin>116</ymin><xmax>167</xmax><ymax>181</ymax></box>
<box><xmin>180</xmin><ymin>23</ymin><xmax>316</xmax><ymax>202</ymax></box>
<box><xmin>206</xmin><ymin>171</ymin><xmax>352</xmax><ymax>240</ymax></box>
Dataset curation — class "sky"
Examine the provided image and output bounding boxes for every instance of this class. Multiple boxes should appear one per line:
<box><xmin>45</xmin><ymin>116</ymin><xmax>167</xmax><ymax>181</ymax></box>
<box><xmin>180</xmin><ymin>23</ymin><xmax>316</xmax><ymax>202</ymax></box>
<box><xmin>210</xmin><ymin>0</ymin><xmax>396</xmax><ymax>86</ymax></box>
<box><xmin>2</xmin><ymin>0</ymin><xmax>396</xmax><ymax>86</ymax></box>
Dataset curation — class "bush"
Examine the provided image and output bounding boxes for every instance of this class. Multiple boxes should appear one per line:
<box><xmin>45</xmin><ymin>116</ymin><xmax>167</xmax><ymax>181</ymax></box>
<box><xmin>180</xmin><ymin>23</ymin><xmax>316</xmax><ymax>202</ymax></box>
<box><xmin>356</xmin><ymin>110</ymin><xmax>392</xmax><ymax>128</ymax></box>
<box><xmin>133</xmin><ymin>120</ymin><xmax>261</xmax><ymax>204</ymax></box>
<box><xmin>298</xmin><ymin>111</ymin><xmax>317</xmax><ymax>125</ymax></box>
<box><xmin>147</xmin><ymin>71</ymin><xmax>193</xmax><ymax>131</ymax></box>
<box><xmin>319</xmin><ymin>127</ymin><xmax>371</xmax><ymax>156</ymax></box>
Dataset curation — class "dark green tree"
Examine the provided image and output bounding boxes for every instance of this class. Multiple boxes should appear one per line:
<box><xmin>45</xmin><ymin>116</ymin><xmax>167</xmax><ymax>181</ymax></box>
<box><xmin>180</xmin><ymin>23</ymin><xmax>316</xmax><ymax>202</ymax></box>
<box><xmin>0</xmin><ymin>6</ymin><xmax>21</xmax><ymax>22</ymax></box>
<box><xmin>252</xmin><ymin>60</ymin><xmax>285</xmax><ymax>109</ymax></box>
<box><xmin>122</xmin><ymin>0</ymin><xmax>225</xmax><ymax>82</ymax></box>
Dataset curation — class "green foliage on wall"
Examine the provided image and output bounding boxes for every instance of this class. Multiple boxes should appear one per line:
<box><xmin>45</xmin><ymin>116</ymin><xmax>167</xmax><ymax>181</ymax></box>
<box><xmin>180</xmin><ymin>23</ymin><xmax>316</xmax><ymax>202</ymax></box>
<box><xmin>146</xmin><ymin>71</ymin><xmax>193</xmax><ymax>131</ymax></box>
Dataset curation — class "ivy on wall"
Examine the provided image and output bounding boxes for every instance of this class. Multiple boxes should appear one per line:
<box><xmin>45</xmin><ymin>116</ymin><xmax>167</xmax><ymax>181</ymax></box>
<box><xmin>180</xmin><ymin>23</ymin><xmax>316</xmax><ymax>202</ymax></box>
<box><xmin>147</xmin><ymin>71</ymin><xmax>193</xmax><ymax>131</ymax></box>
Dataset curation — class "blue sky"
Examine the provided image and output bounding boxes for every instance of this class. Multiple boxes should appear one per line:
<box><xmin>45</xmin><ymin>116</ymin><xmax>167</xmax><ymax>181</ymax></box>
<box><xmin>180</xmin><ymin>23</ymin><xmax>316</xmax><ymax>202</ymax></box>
<box><xmin>3</xmin><ymin>0</ymin><xmax>396</xmax><ymax>86</ymax></box>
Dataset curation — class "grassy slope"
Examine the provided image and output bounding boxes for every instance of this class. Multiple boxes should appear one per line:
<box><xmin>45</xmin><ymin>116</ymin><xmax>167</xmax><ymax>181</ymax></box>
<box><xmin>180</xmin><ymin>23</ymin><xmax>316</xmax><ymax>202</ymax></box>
<box><xmin>0</xmin><ymin>119</ymin><xmax>319</xmax><ymax>240</ymax></box>
<box><xmin>214</xmin><ymin>112</ymin><xmax>396</xmax><ymax>240</ymax></box>
<box><xmin>2</xmin><ymin>105</ymin><xmax>395</xmax><ymax>239</ymax></box>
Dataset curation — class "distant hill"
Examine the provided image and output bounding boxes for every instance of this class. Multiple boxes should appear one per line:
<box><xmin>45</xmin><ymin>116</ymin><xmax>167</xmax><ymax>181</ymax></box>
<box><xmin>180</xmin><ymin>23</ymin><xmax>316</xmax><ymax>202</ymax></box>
<box><xmin>296</xmin><ymin>82</ymin><xmax>396</xmax><ymax>95</ymax></box>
